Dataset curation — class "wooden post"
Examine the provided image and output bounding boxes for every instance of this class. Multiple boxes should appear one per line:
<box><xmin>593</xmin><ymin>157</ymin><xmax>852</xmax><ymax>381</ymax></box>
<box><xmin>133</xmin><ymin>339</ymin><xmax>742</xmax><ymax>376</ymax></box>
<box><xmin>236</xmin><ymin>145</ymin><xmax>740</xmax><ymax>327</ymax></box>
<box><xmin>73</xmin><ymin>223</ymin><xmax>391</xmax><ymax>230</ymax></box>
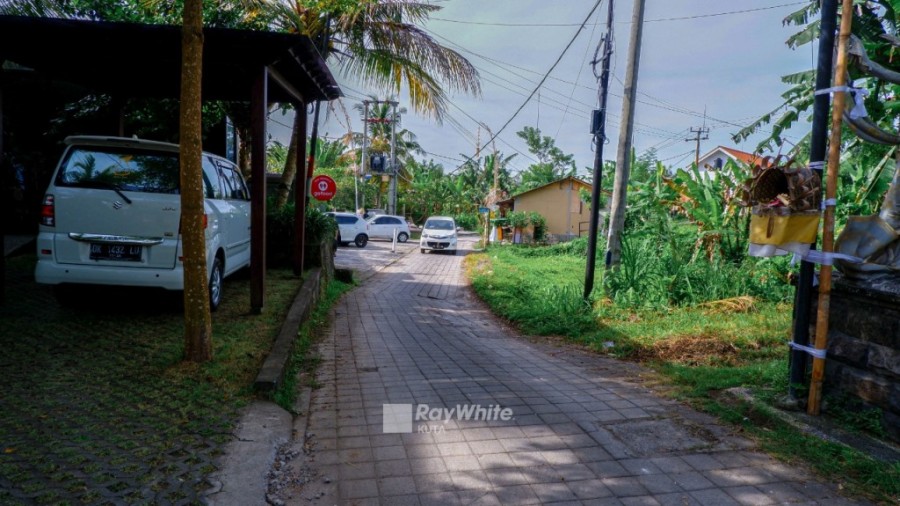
<box><xmin>0</xmin><ymin>70</ymin><xmax>5</xmax><ymax>305</ymax></box>
<box><xmin>808</xmin><ymin>0</ymin><xmax>854</xmax><ymax>415</ymax></box>
<box><xmin>293</xmin><ymin>101</ymin><xmax>308</xmax><ymax>276</ymax></box>
<box><xmin>250</xmin><ymin>68</ymin><xmax>267</xmax><ymax>313</ymax></box>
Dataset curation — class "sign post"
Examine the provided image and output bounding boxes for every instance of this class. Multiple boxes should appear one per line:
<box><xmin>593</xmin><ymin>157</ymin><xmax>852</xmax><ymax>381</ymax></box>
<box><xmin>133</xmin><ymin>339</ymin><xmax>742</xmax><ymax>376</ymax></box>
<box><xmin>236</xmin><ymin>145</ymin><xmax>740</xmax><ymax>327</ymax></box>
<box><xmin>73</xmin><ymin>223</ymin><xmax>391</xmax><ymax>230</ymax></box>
<box><xmin>311</xmin><ymin>175</ymin><xmax>336</xmax><ymax>202</ymax></box>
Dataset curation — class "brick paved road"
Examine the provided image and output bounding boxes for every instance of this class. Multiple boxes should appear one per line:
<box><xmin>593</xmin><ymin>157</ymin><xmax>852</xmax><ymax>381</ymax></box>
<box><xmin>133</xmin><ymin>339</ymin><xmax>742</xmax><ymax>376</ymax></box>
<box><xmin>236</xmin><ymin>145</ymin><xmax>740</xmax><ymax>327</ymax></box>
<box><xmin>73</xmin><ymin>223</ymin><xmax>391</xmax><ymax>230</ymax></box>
<box><xmin>284</xmin><ymin>239</ymin><xmax>868</xmax><ymax>505</ymax></box>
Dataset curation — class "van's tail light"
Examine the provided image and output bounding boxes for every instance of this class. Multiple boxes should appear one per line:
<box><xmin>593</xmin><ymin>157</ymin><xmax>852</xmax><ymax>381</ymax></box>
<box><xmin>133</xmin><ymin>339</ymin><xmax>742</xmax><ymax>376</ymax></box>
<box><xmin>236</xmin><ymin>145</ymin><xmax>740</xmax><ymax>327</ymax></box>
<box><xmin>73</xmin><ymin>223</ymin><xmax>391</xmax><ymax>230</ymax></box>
<box><xmin>40</xmin><ymin>195</ymin><xmax>55</xmax><ymax>227</ymax></box>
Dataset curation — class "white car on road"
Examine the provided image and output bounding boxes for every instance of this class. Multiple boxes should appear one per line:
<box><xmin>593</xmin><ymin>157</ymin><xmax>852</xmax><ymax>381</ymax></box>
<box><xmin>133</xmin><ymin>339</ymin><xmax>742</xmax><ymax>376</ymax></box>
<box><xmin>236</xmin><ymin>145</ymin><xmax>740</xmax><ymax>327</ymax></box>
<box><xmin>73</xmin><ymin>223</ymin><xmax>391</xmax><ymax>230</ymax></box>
<box><xmin>366</xmin><ymin>214</ymin><xmax>410</xmax><ymax>243</ymax></box>
<box><xmin>326</xmin><ymin>211</ymin><xmax>369</xmax><ymax>247</ymax></box>
<box><xmin>419</xmin><ymin>216</ymin><xmax>457</xmax><ymax>254</ymax></box>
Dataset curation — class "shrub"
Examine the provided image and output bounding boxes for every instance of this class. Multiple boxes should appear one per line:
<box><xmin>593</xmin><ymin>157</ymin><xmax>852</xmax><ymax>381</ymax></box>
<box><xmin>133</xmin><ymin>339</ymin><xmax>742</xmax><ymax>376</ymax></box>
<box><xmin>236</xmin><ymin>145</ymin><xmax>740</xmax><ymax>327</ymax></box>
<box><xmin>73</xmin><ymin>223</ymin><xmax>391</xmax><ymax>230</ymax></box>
<box><xmin>454</xmin><ymin>213</ymin><xmax>479</xmax><ymax>231</ymax></box>
<box><xmin>514</xmin><ymin>236</ymin><xmax>591</xmax><ymax>257</ymax></box>
<box><xmin>506</xmin><ymin>211</ymin><xmax>529</xmax><ymax>230</ymax></box>
<box><xmin>266</xmin><ymin>199</ymin><xmax>337</xmax><ymax>267</ymax></box>
<box><xmin>528</xmin><ymin>211</ymin><xmax>547</xmax><ymax>242</ymax></box>
<box><xmin>305</xmin><ymin>206</ymin><xmax>338</xmax><ymax>244</ymax></box>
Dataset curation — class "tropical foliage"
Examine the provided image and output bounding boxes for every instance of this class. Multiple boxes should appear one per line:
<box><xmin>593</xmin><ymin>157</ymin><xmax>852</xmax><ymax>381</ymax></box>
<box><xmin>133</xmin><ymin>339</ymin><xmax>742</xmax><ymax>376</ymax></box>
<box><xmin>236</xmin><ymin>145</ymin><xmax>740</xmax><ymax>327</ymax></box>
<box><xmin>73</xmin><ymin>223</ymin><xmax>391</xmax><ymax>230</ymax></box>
<box><xmin>736</xmin><ymin>1</ymin><xmax>900</xmax><ymax>164</ymax></box>
<box><xmin>515</xmin><ymin>126</ymin><xmax>579</xmax><ymax>193</ymax></box>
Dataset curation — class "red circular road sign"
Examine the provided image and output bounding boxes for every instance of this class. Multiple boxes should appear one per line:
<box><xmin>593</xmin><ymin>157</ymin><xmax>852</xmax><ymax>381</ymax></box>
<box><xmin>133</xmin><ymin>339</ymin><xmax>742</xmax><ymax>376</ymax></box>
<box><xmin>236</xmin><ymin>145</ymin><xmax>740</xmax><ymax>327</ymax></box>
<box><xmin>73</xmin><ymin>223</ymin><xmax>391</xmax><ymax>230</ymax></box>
<box><xmin>311</xmin><ymin>174</ymin><xmax>337</xmax><ymax>201</ymax></box>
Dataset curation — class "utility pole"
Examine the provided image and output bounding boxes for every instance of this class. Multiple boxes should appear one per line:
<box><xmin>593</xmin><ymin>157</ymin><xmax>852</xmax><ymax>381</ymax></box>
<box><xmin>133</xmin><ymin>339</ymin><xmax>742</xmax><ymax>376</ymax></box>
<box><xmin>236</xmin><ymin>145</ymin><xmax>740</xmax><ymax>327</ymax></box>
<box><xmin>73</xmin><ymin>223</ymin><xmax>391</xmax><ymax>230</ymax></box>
<box><xmin>359</xmin><ymin>99</ymin><xmax>400</xmax><ymax>214</ymax></box>
<box><xmin>359</xmin><ymin>100</ymin><xmax>370</xmax><ymax>215</ymax></box>
<box><xmin>388</xmin><ymin>101</ymin><xmax>399</xmax><ymax>215</ymax></box>
<box><xmin>583</xmin><ymin>0</ymin><xmax>615</xmax><ymax>299</ymax></box>
<box><xmin>604</xmin><ymin>0</ymin><xmax>646</xmax><ymax>270</ymax></box>
<box><xmin>789</xmin><ymin>0</ymin><xmax>838</xmax><ymax>402</ymax></box>
<box><xmin>685</xmin><ymin>126</ymin><xmax>710</xmax><ymax>168</ymax></box>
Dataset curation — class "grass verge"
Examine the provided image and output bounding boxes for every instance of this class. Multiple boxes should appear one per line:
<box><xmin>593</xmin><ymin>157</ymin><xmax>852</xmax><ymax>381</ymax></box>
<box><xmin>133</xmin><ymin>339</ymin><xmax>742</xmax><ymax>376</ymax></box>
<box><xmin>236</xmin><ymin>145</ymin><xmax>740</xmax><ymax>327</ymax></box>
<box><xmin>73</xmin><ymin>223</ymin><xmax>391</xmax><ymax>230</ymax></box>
<box><xmin>273</xmin><ymin>278</ymin><xmax>354</xmax><ymax>411</ymax></box>
<box><xmin>464</xmin><ymin>246</ymin><xmax>900</xmax><ymax>505</ymax></box>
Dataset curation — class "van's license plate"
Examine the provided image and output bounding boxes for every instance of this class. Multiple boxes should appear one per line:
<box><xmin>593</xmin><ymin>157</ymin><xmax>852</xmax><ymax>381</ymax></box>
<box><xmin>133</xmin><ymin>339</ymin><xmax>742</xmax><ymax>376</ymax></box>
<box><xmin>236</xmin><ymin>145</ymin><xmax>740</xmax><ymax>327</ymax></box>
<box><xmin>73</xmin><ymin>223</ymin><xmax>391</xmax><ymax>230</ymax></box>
<box><xmin>90</xmin><ymin>243</ymin><xmax>142</xmax><ymax>261</ymax></box>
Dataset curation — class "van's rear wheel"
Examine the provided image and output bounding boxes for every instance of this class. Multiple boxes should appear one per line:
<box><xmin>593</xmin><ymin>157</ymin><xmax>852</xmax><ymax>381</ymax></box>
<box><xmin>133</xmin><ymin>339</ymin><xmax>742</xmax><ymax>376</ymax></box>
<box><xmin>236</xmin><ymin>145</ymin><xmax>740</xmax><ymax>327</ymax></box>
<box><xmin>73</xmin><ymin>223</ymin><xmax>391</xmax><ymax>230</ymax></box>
<box><xmin>209</xmin><ymin>257</ymin><xmax>224</xmax><ymax>312</ymax></box>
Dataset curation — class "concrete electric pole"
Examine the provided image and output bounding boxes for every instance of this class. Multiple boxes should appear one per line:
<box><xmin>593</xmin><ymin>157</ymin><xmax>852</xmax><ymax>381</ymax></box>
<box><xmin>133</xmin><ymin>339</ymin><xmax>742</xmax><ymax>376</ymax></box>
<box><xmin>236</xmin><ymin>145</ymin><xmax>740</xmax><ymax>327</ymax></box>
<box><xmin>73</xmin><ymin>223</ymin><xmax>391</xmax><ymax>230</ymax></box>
<box><xmin>388</xmin><ymin>101</ymin><xmax>399</xmax><ymax>216</ymax></box>
<box><xmin>685</xmin><ymin>126</ymin><xmax>710</xmax><ymax>168</ymax></box>
<box><xmin>604</xmin><ymin>0</ymin><xmax>647</xmax><ymax>269</ymax></box>
<box><xmin>358</xmin><ymin>100</ymin><xmax>370</xmax><ymax>215</ymax></box>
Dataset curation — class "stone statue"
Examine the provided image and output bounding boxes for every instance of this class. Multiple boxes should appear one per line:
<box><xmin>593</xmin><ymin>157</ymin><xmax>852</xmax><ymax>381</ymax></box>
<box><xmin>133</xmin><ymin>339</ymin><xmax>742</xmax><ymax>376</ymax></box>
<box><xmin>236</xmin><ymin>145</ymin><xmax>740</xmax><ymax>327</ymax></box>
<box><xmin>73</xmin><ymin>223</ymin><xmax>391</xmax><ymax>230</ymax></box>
<box><xmin>832</xmin><ymin>35</ymin><xmax>900</xmax><ymax>283</ymax></box>
<box><xmin>834</xmin><ymin>160</ymin><xmax>900</xmax><ymax>281</ymax></box>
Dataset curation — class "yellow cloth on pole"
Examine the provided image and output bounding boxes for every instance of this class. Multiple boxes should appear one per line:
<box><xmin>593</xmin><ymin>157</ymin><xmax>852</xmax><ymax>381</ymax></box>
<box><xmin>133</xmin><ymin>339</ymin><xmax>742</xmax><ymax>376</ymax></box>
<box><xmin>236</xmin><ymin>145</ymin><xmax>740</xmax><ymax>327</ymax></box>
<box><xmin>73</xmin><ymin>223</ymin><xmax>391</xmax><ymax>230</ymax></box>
<box><xmin>750</xmin><ymin>214</ymin><xmax>820</xmax><ymax>245</ymax></box>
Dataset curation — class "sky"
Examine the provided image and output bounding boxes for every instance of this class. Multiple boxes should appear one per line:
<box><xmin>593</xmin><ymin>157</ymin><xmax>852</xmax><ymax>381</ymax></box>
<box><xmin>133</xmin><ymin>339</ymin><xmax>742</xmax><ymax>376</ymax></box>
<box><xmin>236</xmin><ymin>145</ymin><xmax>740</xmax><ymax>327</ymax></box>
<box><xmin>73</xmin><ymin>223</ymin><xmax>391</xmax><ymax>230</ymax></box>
<box><xmin>269</xmin><ymin>0</ymin><xmax>816</xmax><ymax>177</ymax></box>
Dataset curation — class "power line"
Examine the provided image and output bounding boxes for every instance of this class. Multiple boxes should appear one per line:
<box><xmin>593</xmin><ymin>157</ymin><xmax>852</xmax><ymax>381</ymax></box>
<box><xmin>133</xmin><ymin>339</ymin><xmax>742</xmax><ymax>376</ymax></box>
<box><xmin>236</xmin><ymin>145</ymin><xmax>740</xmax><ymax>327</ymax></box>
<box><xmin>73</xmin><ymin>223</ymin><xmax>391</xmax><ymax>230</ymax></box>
<box><xmin>659</xmin><ymin>149</ymin><xmax>695</xmax><ymax>163</ymax></box>
<box><xmin>427</xmin><ymin>3</ymin><xmax>807</xmax><ymax>27</ymax></box>
<box><xmin>470</xmin><ymin>0</ymin><xmax>606</xmax><ymax>167</ymax></box>
<box><xmin>557</xmin><ymin>4</ymin><xmax>601</xmax><ymax>139</ymax></box>
<box><xmin>426</xmin><ymin>26</ymin><xmax>748</xmax><ymax>138</ymax></box>
<box><xmin>641</xmin><ymin>3</ymin><xmax>807</xmax><ymax>23</ymax></box>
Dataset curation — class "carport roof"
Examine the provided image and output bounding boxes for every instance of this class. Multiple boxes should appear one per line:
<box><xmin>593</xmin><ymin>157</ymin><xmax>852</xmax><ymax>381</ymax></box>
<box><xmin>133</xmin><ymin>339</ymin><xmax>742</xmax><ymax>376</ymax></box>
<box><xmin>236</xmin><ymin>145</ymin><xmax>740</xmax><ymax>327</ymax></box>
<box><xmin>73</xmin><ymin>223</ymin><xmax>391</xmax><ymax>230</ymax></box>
<box><xmin>0</xmin><ymin>14</ymin><xmax>342</xmax><ymax>104</ymax></box>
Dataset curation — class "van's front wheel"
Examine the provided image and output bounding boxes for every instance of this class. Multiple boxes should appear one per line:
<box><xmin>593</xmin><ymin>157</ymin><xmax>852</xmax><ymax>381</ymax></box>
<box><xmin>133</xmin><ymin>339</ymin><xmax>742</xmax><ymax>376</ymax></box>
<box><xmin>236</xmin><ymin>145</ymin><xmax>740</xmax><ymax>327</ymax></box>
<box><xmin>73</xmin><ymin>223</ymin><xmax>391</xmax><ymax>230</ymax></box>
<box><xmin>209</xmin><ymin>257</ymin><xmax>224</xmax><ymax>312</ymax></box>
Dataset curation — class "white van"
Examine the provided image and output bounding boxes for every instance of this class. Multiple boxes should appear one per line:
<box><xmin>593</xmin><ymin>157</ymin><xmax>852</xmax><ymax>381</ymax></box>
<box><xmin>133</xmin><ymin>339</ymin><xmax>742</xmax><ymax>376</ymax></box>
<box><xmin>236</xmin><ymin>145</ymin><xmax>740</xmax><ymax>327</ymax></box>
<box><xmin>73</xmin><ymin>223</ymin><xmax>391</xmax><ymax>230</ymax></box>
<box><xmin>34</xmin><ymin>136</ymin><xmax>251</xmax><ymax>310</ymax></box>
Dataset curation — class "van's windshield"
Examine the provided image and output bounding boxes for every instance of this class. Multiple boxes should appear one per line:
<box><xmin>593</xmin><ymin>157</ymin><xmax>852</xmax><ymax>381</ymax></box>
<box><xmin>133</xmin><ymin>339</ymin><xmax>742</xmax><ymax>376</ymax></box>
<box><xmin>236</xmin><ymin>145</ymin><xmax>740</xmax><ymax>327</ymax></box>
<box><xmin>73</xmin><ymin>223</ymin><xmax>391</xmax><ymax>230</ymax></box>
<box><xmin>56</xmin><ymin>147</ymin><xmax>180</xmax><ymax>194</ymax></box>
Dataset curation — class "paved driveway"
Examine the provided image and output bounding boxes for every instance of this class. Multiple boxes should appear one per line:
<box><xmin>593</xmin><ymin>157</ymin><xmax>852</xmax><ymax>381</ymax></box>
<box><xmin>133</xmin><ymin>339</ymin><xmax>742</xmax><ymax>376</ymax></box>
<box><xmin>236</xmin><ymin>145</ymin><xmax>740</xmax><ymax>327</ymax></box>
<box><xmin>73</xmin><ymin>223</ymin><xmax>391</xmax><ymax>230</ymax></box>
<box><xmin>333</xmin><ymin>236</ymin><xmax>418</xmax><ymax>282</ymax></box>
<box><xmin>275</xmin><ymin>238</ymin><xmax>867</xmax><ymax>505</ymax></box>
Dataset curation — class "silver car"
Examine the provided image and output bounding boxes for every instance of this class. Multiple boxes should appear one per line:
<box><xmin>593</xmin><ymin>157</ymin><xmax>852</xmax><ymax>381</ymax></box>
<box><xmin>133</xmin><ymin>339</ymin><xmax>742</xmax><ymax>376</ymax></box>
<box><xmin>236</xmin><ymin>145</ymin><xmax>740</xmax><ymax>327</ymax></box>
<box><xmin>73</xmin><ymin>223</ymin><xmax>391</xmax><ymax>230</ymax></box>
<box><xmin>34</xmin><ymin>136</ymin><xmax>251</xmax><ymax>310</ymax></box>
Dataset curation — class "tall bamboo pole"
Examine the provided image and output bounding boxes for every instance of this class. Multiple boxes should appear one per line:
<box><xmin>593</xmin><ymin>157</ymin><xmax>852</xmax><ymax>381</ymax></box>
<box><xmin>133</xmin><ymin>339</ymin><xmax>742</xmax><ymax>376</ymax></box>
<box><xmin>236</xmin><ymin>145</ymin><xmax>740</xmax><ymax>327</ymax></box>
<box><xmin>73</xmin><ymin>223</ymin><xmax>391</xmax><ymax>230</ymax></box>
<box><xmin>808</xmin><ymin>0</ymin><xmax>854</xmax><ymax>415</ymax></box>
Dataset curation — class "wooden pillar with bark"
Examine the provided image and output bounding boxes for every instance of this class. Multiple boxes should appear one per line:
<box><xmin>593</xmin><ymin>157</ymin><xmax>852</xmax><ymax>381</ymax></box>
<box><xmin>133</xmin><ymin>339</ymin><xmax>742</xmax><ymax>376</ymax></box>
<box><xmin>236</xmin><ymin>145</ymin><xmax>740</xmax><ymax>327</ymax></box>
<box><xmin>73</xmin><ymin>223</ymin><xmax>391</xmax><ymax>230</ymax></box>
<box><xmin>250</xmin><ymin>68</ymin><xmax>268</xmax><ymax>313</ymax></box>
<box><xmin>293</xmin><ymin>102</ymin><xmax>308</xmax><ymax>276</ymax></box>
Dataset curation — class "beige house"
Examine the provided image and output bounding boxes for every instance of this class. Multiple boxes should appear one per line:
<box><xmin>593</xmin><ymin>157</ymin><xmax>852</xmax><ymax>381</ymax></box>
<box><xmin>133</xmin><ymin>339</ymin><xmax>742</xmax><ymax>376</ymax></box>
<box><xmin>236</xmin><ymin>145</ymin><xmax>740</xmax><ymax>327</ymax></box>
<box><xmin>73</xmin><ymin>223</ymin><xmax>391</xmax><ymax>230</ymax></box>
<box><xmin>500</xmin><ymin>176</ymin><xmax>594</xmax><ymax>240</ymax></box>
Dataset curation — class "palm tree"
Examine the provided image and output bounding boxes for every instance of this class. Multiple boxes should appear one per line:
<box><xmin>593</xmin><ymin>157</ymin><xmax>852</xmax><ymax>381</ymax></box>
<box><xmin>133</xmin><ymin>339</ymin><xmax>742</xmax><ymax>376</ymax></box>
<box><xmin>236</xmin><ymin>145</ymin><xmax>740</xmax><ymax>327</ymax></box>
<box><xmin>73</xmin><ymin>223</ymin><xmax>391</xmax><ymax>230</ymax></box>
<box><xmin>335</xmin><ymin>97</ymin><xmax>426</xmax><ymax>208</ymax></box>
<box><xmin>341</xmin><ymin>97</ymin><xmax>425</xmax><ymax>164</ymax></box>
<box><xmin>263</xmin><ymin>0</ymin><xmax>481</xmax><ymax>203</ymax></box>
<box><xmin>179</xmin><ymin>0</ymin><xmax>213</xmax><ymax>362</ymax></box>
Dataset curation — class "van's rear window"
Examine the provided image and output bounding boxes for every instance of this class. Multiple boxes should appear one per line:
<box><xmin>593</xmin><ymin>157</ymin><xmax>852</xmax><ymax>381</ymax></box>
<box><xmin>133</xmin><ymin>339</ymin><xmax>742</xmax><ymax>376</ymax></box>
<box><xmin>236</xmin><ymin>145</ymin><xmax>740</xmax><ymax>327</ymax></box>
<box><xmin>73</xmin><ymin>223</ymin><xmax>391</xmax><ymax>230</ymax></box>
<box><xmin>56</xmin><ymin>146</ymin><xmax>180</xmax><ymax>194</ymax></box>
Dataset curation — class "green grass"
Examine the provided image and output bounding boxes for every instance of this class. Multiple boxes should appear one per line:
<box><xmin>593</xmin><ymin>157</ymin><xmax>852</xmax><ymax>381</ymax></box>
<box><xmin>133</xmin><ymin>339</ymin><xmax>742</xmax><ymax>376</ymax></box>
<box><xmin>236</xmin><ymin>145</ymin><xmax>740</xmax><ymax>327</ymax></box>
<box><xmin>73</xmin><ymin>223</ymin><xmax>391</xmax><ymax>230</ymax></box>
<box><xmin>464</xmin><ymin>245</ymin><xmax>900</xmax><ymax>505</ymax></box>
<box><xmin>0</xmin><ymin>254</ymin><xmax>313</xmax><ymax>504</ymax></box>
<box><xmin>273</xmin><ymin>278</ymin><xmax>353</xmax><ymax>411</ymax></box>
<box><xmin>672</xmin><ymin>369</ymin><xmax>900</xmax><ymax>504</ymax></box>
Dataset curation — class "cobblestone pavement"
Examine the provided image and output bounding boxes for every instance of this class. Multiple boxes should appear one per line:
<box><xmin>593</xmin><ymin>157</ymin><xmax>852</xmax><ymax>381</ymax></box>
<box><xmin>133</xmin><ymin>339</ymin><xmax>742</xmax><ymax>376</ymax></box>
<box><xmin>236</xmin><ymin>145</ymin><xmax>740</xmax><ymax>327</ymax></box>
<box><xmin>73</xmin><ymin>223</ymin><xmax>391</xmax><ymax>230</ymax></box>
<box><xmin>273</xmin><ymin>240</ymin><xmax>870</xmax><ymax>505</ymax></box>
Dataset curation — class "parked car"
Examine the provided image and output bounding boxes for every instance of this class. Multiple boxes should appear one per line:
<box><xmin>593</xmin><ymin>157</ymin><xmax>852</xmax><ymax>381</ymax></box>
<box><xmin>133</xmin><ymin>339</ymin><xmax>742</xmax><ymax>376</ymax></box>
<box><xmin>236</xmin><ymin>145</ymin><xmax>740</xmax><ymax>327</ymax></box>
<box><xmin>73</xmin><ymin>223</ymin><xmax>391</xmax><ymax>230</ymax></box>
<box><xmin>363</xmin><ymin>208</ymin><xmax>386</xmax><ymax>220</ymax></box>
<box><xmin>34</xmin><ymin>135</ymin><xmax>252</xmax><ymax>310</ymax></box>
<box><xmin>366</xmin><ymin>214</ymin><xmax>410</xmax><ymax>243</ymax></box>
<box><xmin>419</xmin><ymin>216</ymin><xmax>458</xmax><ymax>254</ymax></box>
<box><xmin>326</xmin><ymin>211</ymin><xmax>369</xmax><ymax>247</ymax></box>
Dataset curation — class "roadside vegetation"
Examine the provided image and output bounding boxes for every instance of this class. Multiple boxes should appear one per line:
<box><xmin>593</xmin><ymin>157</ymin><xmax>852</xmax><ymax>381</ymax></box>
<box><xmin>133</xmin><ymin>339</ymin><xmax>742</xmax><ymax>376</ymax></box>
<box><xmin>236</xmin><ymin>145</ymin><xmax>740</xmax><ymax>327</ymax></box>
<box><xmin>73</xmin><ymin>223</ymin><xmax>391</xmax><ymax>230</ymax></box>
<box><xmin>464</xmin><ymin>156</ymin><xmax>900</xmax><ymax>504</ymax></box>
<box><xmin>274</xmin><ymin>278</ymin><xmax>353</xmax><ymax>411</ymax></box>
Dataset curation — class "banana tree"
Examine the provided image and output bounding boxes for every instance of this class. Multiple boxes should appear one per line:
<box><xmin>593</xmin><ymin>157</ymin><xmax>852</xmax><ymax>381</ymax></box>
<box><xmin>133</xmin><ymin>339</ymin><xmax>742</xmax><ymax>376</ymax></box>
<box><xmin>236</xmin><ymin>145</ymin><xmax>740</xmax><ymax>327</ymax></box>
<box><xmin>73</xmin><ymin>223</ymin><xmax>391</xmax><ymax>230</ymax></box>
<box><xmin>664</xmin><ymin>160</ymin><xmax>751</xmax><ymax>263</ymax></box>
